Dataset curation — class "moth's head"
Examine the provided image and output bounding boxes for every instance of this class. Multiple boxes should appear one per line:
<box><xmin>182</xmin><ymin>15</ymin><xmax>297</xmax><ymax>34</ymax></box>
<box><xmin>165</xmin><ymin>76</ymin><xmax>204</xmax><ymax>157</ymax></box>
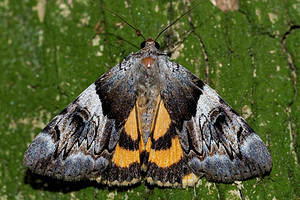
<box><xmin>140</xmin><ymin>38</ymin><xmax>160</xmax><ymax>50</ymax></box>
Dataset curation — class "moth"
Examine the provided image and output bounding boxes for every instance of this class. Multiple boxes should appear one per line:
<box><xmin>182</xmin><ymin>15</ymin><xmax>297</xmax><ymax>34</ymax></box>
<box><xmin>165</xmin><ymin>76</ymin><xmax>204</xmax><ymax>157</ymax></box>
<box><xmin>24</xmin><ymin>3</ymin><xmax>272</xmax><ymax>188</ymax></box>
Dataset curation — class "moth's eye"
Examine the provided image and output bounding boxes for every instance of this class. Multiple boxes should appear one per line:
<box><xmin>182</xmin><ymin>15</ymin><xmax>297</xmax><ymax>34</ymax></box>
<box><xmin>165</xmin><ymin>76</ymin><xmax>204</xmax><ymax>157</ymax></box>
<box><xmin>140</xmin><ymin>41</ymin><xmax>146</xmax><ymax>48</ymax></box>
<box><xmin>155</xmin><ymin>42</ymin><xmax>160</xmax><ymax>49</ymax></box>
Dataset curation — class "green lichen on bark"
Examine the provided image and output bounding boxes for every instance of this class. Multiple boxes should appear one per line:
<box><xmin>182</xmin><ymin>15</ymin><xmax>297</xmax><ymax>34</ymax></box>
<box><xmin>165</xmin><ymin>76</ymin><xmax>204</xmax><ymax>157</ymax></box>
<box><xmin>0</xmin><ymin>0</ymin><xmax>299</xmax><ymax>199</ymax></box>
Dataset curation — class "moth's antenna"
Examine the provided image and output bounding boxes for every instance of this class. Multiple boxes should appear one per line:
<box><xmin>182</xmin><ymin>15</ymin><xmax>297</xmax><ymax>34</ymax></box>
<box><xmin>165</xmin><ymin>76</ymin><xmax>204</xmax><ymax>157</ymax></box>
<box><xmin>91</xmin><ymin>0</ymin><xmax>146</xmax><ymax>41</ymax></box>
<box><xmin>154</xmin><ymin>1</ymin><xmax>204</xmax><ymax>42</ymax></box>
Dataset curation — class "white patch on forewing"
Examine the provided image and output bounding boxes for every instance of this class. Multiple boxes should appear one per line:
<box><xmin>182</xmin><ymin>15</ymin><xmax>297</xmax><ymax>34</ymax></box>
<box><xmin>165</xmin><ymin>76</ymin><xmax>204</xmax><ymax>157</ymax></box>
<box><xmin>76</xmin><ymin>83</ymin><xmax>102</xmax><ymax>116</ymax></box>
<box><xmin>196</xmin><ymin>85</ymin><xmax>220</xmax><ymax>126</ymax></box>
<box><xmin>69</xmin><ymin>83</ymin><xmax>107</xmax><ymax>147</ymax></box>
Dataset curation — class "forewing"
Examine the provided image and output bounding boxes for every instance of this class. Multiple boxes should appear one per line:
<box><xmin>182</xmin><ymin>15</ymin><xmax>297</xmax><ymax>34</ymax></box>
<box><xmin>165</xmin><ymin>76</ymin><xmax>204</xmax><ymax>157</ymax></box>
<box><xmin>158</xmin><ymin>58</ymin><xmax>272</xmax><ymax>184</ymax></box>
<box><xmin>24</xmin><ymin>58</ymin><xmax>141</xmax><ymax>185</ymax></box>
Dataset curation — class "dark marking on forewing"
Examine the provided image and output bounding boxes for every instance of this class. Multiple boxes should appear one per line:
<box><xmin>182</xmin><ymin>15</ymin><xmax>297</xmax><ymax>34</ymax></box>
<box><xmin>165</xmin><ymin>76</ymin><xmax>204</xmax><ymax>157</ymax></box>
<box><xmin>95</xmin><ymin>65</ymin><xmax>137</xmax><ymax>127</ymax></box>
<box><xmin>159</xmin><ymin>60</ymin><xmax>204</xmax><ymax>130</ymax></box>
<box><xmin>54</xmin><ymin>126</ymin><xmax>61</xmax><ymax>142</ymax></box>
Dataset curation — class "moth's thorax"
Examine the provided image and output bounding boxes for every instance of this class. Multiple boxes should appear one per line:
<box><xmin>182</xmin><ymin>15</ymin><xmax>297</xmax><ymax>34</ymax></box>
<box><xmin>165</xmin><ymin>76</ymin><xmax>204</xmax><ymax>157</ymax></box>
<box><xmin>142</xmin><ymin>57</ymin><xmax>155</xmax><ymax>69</ymax></box>
<box><xmin>136</xmin><ymin>53</ymin><xmax>160</xmax><ymax>146</ymax></box>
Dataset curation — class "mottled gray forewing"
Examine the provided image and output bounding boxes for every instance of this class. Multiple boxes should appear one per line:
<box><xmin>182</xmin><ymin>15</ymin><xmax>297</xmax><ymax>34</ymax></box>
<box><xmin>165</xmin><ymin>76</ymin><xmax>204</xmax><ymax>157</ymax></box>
<box><xmin>23</xmin><ymin>58</ymin><xmax>137</xmax><ymax>181</ymax></box>
<box><xmin>159</xmin><ymin>58</ymin><xmax>272</xmax><ymax>183</ymax></box>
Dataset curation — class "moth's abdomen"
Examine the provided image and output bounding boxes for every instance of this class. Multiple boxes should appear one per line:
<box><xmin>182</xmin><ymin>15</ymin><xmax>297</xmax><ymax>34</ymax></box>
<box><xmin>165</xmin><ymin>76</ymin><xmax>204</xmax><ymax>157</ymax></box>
<box><xmin>136</xmin><ymin>56</ymin><xmax>160</xmax><ymax>146</ymax></box>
